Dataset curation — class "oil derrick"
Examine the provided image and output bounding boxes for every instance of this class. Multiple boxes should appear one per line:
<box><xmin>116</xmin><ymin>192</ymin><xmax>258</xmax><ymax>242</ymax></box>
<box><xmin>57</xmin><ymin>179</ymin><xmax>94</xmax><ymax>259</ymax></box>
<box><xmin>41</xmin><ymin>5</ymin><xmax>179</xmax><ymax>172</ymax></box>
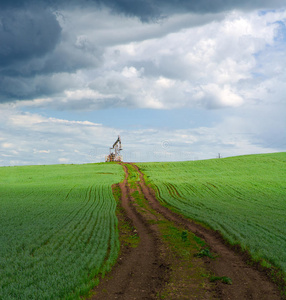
<box><xmin>105</xmin><ymin>135</ymin><xmax>123</xmax><ymax>162</ymax></box>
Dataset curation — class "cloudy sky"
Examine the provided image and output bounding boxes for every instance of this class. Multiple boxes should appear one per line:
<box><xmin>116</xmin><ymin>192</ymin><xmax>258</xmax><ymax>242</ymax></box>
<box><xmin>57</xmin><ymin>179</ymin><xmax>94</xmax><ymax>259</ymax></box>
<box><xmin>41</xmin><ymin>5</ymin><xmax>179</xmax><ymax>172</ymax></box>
<box><xmin>0</xmin><ymin>0</ymin><xmax>285</xmax><ymax>166</ymax></box>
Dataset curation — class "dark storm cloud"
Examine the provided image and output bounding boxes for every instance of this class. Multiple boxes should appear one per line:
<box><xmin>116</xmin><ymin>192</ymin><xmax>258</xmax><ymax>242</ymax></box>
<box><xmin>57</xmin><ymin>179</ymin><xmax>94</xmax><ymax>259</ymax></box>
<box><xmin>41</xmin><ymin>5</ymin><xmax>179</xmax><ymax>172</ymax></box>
<box><xmin>1</xmin><ymin>0</ymin><xmax>285</xmax><ymax>20</ymax></box>
<box><xmin>0</xmin><ymin>7</ymin><xmax>61</xmax><ymax>66</ymax></box>
<box><xmin>0</xmin><ymin>3</ymin><xmax>100</xmax><ymax>102</ymax></box>
<box><xmin>94</xmin><ymin>0</ymin><xmax>286</xmax><ymax>20</ymax></box>
<box><xmin>0</xmin><ymin>0</ymin><xmax>285</xmax><ymax>104</ymax></box>
<box><xmin>0</xmin><ymin>4</ymin><xmax>63</xmax><ymax>102</ymax></box>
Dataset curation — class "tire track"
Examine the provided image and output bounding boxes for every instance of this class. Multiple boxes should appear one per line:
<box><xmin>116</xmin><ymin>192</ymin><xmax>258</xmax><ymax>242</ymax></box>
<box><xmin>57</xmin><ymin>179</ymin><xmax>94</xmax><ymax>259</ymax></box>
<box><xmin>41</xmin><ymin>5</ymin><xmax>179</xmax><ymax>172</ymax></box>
<box><xmin>133</xmin><ymin>164</ymin><xmax>283</xmax><ymax>300</ymax></box>
<box><xmin>92</xmin><ymin>164</ymin><xmax>167</xmax><ymax>299</ymax></box>
<box><xmin>91</xmin><ymin>163</ymin><xmax>283</xmax><ymax>299</ymax></box>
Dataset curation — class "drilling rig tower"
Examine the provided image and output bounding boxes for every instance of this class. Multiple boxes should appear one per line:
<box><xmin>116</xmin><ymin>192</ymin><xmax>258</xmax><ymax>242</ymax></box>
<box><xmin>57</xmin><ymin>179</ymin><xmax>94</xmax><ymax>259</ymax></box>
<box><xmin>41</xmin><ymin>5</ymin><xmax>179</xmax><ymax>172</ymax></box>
<box><xmin>105</xmin><ymin>135</ymin><xmax>123</xmax><ymax>162</ymax></box>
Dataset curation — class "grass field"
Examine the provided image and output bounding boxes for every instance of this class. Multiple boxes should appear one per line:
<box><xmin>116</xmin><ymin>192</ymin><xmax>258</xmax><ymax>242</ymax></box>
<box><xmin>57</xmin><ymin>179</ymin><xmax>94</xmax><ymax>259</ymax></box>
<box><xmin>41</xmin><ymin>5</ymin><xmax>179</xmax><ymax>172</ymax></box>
<box><xmin>1</xmin><ymin>153</ymin><xmax>285</xmax><ymax>298</ymax></box>
<box><xmin>138</xmin><ymin>153</ymin><xmax>286</xmax><ymax>277</ymax></box>
<box><xmin>0</xmin><ymin>163</ymin><xmax>124</xmax><ymax>299</ymax></box>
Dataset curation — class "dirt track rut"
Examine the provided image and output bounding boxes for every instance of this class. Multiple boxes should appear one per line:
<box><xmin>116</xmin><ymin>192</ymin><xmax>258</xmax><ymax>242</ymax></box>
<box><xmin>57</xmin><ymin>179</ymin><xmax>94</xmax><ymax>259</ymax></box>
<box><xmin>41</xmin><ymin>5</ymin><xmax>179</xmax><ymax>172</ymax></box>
<box><xmin>92</xmin><ymin>164</ymin><xmax>167</xmax><ymax>299</ymax></box>
<box><xmin>91</xmin><ymin>163</ymin><xmax>283</xmax><ymax>299</ymax></box>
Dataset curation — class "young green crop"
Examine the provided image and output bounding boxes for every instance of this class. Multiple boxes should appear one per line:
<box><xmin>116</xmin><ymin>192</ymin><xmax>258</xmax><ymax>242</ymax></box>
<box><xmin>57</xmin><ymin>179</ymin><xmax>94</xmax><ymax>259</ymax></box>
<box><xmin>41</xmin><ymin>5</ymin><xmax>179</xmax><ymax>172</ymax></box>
<box><xmin>0</xmin><ymin>163</ymin><xmax>124</xmax><ymax>299</ymax></box>
<box><xmin>137</xmin><ymin>153</ymin><xmax>286</xmax><ymax>277</ymax></box>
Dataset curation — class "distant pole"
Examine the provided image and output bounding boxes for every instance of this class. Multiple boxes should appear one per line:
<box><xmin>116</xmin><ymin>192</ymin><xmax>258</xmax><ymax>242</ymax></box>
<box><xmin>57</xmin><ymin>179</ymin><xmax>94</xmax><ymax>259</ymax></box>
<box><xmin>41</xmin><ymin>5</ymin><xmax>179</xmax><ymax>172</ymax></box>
<box><xmin>218</xmin><ymin>153</ymin><xmax>221</xmax><ymax>158</ymax></box>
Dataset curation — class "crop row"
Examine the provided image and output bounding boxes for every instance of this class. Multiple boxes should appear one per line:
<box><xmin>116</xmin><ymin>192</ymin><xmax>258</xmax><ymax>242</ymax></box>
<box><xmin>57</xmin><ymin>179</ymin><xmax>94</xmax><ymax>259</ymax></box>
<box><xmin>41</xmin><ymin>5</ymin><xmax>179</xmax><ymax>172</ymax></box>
<box><xmin>138</xmin><ymin>153</ymin><xmax>286</xmax><ymax>276</ymax></box>
<box><xmin>0</xmin><ymin>163</ymin><xmax>124</xmax><ymax>299</ymax></box>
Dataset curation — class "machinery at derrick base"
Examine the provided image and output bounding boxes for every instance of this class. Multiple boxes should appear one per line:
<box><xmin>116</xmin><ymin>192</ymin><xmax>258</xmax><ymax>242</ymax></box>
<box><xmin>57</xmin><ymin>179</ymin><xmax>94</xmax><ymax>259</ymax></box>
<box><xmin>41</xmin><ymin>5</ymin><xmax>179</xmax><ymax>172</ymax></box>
<box><xmin>105</xmin><ymin>135</ymin><xmax>123</xmax><ymax>162</ymax></box>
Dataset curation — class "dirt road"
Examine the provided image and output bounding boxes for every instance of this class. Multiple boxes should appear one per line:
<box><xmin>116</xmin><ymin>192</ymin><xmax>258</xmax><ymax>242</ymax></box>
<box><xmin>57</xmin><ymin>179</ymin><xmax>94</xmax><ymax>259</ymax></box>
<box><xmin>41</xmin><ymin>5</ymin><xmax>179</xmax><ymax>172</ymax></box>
<box><xmin>91</xmin><ymin>164</ymin><xmax>169</xmax><ymax>299</ymax></box>
<box><xmin>91</xmin><ymin>163</ymin><xmax>283</xmax><ymax>299</ymax></box>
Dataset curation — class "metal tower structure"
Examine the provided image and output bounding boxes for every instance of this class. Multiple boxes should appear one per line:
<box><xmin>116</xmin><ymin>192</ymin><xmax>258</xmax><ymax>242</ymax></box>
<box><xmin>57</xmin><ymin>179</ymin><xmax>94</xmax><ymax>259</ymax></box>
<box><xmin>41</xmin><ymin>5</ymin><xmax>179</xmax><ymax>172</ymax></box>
<box><xmin>105</xmin><ymin>135</ymin><xmax>123</xmax><ymax>162</ymax></box>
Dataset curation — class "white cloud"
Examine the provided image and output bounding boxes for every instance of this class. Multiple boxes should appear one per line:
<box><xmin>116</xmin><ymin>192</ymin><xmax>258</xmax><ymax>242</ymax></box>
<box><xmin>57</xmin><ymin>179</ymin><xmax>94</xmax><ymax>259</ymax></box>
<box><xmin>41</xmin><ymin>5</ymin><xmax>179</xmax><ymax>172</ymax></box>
<box><xmin>9</xmin><ymin>8</ymin><xmax>285</xmax><ymax>113</ymax></box>
<box><xmin>59</xmin><ymin>8</ymin><xmax>226</xmax><ymax>48</ymax></box>
<box><xmin>2</xmin><ymin>143</ymin><xmax>14</xmax><ymax>149</ymax></box>
<box><xmin>0</xmin><ymin>107</ymin><xmax>120</xmax><ymax>166</ymax></box>
<box><xmin>121</xmin><ymin>66</ymin><xmax>142</xmax><ymax>78</ymax></box>
<box><xmin>197</xmin><ymin>84</ymin><xmax>244</xmax><ymax>108</ymax></box>
<box><xmin>0</xmin><ymin>7</ymin><xmax>285</xmax><ymax>166</ymax></box>
<box><xmin>0</xmin><ymin>106</ymin><xmax>283</xmax><ymax>166</ymax></box>
<box><xmin>33</xmin><ymin>149</ymin><xmax>50</xmax><ymax>154</ymax></box>
<box><xmin>58</xmin><ymin>158</ymin><xmax>70</xmax><ymax>164</ymax></box>
<box><xmin>87</xmin><ymin>10</ymin><xmax>286</xmax><ymax>109</ymax></box>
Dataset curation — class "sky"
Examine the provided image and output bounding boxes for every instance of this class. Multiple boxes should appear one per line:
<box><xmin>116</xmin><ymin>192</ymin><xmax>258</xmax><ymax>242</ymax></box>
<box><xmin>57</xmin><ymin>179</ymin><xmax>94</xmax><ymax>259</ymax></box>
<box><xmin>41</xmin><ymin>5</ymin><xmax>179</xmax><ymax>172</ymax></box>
<box><xmin>0</xmin><ymin>0</ymin><xmax>285</xmax><ymax>166</ymax></box>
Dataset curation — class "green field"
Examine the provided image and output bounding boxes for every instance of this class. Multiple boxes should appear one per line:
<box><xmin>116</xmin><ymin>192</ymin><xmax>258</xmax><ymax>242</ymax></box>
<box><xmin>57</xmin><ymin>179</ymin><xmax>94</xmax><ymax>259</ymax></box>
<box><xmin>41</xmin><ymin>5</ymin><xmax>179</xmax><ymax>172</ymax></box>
<box><xmin>1</xmin><ymin>153</ymin><xmax>285</xmax><ymax>298</ymax></box>
<box><xmin>0</xmin><ymin>163</ymin><xmax>124</xmax><ymax>299</ymax></box>
<box><xmin>138</xmin><ymin>153</ymin><xmax>286</xmax><ymax>276</ymax></box>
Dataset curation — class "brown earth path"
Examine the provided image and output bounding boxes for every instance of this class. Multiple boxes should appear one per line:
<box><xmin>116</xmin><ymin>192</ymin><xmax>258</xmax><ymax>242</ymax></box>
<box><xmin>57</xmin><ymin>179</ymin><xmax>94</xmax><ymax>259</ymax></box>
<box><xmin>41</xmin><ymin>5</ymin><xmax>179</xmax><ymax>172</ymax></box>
<box><xmin>91</xmin><ymin>163</ymin><xmax>283</xmax><ymax>300</ymax></box>
<box><xmin>134</xmin><ymin>164</ymin><xmax>283</xmax><ymax>300</ymax></box>
<box><xmin>91</xmin><ymin>164</ymin><xmax>168</xmax><ymax>299</ymax></box>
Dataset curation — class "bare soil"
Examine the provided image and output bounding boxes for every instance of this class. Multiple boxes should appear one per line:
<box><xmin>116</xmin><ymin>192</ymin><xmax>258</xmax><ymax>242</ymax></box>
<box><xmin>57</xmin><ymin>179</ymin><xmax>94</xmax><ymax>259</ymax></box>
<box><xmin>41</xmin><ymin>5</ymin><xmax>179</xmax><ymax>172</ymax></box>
<box><xmin>90</xmin><ymin>164</ymin><xmax>169</xmax><ymax>299</ymax></box>
<box><xmin>90</xmin><ymin>163</ymin><xmax>283</xmax><ymax>299</ymax></box>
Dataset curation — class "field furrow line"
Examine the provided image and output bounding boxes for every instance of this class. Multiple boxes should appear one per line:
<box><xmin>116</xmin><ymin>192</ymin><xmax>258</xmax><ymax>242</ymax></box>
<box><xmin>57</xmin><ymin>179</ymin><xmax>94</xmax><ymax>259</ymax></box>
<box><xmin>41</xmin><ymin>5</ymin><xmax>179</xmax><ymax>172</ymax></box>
<box><xmin>134</xmin><ymin>163</ymin><xmax>283</xmax><ymax>300</ymax></box>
